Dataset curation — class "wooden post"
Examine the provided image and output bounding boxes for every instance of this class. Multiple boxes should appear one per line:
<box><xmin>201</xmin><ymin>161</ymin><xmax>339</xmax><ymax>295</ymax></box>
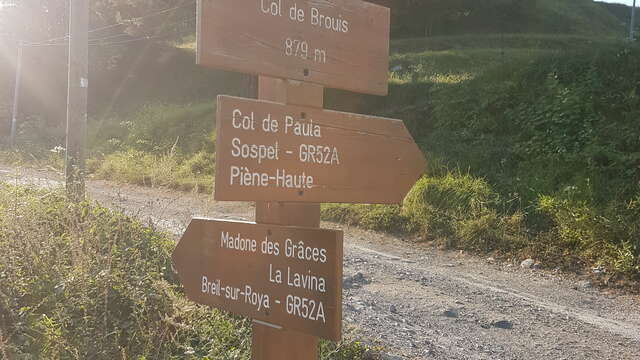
<box><xmin>631</xmin><ymin>0</ymin><xmax>637</xmax><ymax>41</ymax></box>
<box><xmin>252</xmin><ymin>76</ymin><xmax>324</xmax><ymax>360</ymax></box>
<box><xmin>65</xmin><ymin>0</ymin><xmax>88</xmax><ymax>200</ymax></box>
<box><xmin>10</xmin><ymin>40</ymin><xmax>23</xmax><ymax>147</ymax></box>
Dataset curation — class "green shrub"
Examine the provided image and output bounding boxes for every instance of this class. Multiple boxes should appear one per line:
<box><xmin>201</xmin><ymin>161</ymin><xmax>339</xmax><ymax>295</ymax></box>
<box><xmin>321</xmin><ymin>204</ymin><xmax>408</xmax><ymax>234</ymax></box>
<box><xmin>403</xmin><ymin>173</ymin><xmax>499</xmax><ymax>240</ymax></box>
<box><xmin>0</xmin><ymin>185</ymin><xmax>372</xmax><ymax>359</ymax></box>
<box><xmin>454</xmin><ymin>211</ymin><xmax>528</xmax><ymax>253</ymax></box>
<box><xmin>323</xmin><ymin>172</ymin><xmax>529</xmax><ymax>255</ymax></box>
<box><xmin>90</xmin><ymin>102</ymin><xmax>215</xmax><ymax>157</ymax></box>
<box><xmin>0</xmin><ymin>185</ymin><xmax>250</xmax><ymax>358</ymax></box>
<box><xmin>537</xmin><ymin>194</ymin><xmax>640</xmax><ymax>276</ymax></box>
<box><xmin>427</xmin><ymin>45</ymin><xmax>640</xmax><ymax>206</ymax></box>
<box><xmin>399</xmin><ymin>43</ymin><xmax>640</xmax><ymax>274</ymax></box>
<box><xmin>95</xmin><ymin>149</ymin><xmax>214</xmax><ymax>193</ymax></box>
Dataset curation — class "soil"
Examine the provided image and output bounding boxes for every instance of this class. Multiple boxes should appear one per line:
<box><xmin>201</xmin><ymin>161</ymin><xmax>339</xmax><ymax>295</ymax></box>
<box><xmin>2</xmin><ymin>164</ymin><xmax>639</xmax><ymax>360</ymax></box>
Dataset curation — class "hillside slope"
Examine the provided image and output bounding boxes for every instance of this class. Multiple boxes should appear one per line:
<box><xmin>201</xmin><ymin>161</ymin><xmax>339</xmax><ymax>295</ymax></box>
<box><xmin>597</xmin><ymin>1</ymin><xmax>633</xmax><ymax>23</ymax></box>
<box><xmin>371</xmin><ymin>0</ymin><xmax>624</xmax><ymax>38</ymax></box>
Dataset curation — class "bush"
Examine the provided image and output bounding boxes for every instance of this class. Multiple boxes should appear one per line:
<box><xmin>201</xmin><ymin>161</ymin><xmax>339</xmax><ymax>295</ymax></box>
<box><xmin>454</xmin><ymin>211</ymin><xmax>528</xmax><ymax>253</ymax></box>
<box><xmin>90</xmin><ymin>102</ymin><xmax>215</xmax><ymax>157</ymax></box>
<box><xmin>428</xmin><ymin>45</ymin><xmax>640</xmax><ymax>206</ymax></box>
<box><xmin>87</xmin><ymin>102</ymin><xmax>217</xmax><ymax>192</ymax></box>
<box><xmin>0</xmin><ymin>185</ymin><xmax>250</xmax><ymax>358</ymax></box>
<box><xmin>0</xmin><ymin>185</ymin><xmax>372</xmax><ymax>359</ymax></box>
<box><xmin>321</xmin><ymin>204</ymin><xmax>408</xmax><ymax>234</ymax></box>
<box><xmin>323</xmin><ymin>172</ymin><xmax>529</xmax><ymax>255</ymax></box>
<box><xmin>403</xmin><ymin>173</ymin><xmax>499</xmax><ymax>240</ymax></box>
<box><xmin>95</xmin><ymin>149</ymin><xmax>214</xmax><ymax>193</ymax></box>
<box><xmin>398</xmin><ymin>44</ymin><xmax>640</xmax><ymax>275</ymax></box>
<box><xmin>537</xmin><ymin>194</ymin><xmax>640</xmax><ymax>276</ymax></box>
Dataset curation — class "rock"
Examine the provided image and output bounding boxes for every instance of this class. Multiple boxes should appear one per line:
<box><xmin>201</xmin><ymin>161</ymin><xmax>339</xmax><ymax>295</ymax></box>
<box><xmin>520</xmin><ymin>258</ymin><xmax>535</xmax><ymax>269</ymax></box>
<box><xmin>443</xmin><ymin>308</ymin><xmax>459</xmax><ymax>318</ymax></box>
<box><xmin>486</xmin><ymin>257</ymin><xmax>496</xmax><ymax>263</ymax></box>
<box><xmin>389</xmin><ymin>304</ymin><xmax>398</xmax><ymax>314</ymax></box>
<box><xmin>492</xmin><ymin>320</ymin><xmax>513</xmax><ymax>329</ymax></box>
<box><xmin>343</xmin><ymin>272</ymin><xmax>371</xmax><ymax>289</ymax></box>
<box><xmin>381</xmin><ymin>354</ymin><xmax>404</xmax><ymax>360</ymax></box>
<box><xmin>577</xmin><ymin>280</ymin><xmax>593</xmax><ymax>289</ymax></box>
<box><xmin>444</xmin><ymin>263</ymin><xmax>456</xmax><ymax>268</ymax></box>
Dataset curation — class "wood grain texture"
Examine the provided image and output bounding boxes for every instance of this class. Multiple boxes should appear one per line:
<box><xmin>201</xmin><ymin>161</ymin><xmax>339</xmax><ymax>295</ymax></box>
<box><xmin>214</xmin><ymin>95</ymin><xmax>426</xmax><ymax>204</ymax></box>
<box><xmin>197</xmin><ymin>0</ymin><xmax>390</xmax><ymax>95</ymax></box>
<box><xmin>172</xmin><ymin>218</ymin><xmax>343</xmax><ymax>341</ymax></box>
<box><xmin>255</xmin><ymin>77</ymin><xmax>323</xmax><ymax>229</ymax></box>
<box><xmin>252</xmin><ymin>77</ymin><xmax>324</xmax><ymax>359</ymax></box>
<box><xmin>251</xmin><ymin>323</ymin><xmax>318</xmax><ymax>360</ymax></box>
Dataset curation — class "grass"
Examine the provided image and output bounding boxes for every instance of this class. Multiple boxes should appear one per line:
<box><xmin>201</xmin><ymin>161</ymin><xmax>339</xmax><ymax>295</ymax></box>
<box><xmin>88</xmin><ymin>102</ymin><xmax>217</xmax><ymax>193</ymax></box>
<box><xmin>389</xmin><ymin>48</ymin><xmax>551</xmax><ymax>86</ymax></box>
<box><xmin>0</xmin><ymin>184</ymin><xmax>374</xmax><ymax>359</ymax></box>
<box><xmin>387</xmin><ymin>0</ymin><xmax>624</xmax><ymax>38</ymax></box>
<box><xmin>93</xmin><ymin>149</ymin><xmax>214</xmax><ymax>193</ymax></box>
<box><xmin>326</xmin><ymin>41</ymin><xmax>640</xmax><ymax>281</ymax></box>
<box><xmin>390</xmin><ymin>34</ymin><xmax>624</xmax><ymax>53</ymax></box>
<box><xmin>322</xmin><ymin>173</ymin><xmax>529</xmax><ymax>256</ymax></box>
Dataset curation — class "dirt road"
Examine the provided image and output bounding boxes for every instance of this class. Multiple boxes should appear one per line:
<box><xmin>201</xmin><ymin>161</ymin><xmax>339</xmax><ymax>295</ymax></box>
<box><xmin>2</xmin><ymin>165</ymin><xmax>639</xmax><ymax>359</ymax></box>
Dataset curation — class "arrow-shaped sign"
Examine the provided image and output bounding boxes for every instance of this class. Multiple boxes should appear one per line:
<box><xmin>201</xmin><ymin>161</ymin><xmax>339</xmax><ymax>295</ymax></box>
<box><xmin>172</xmin><ymin>218</ymin><xmax>343</xmax><ymax>341</ymax></box>
<box><xmin>214</xmin><ymin>95</ymin><xmax>427</xmax><ymax>204</ymax></box>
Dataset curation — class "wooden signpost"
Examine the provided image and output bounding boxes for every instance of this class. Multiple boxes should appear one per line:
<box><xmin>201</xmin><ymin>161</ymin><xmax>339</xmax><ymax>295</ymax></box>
<box><xmin>172</xmin><ymin>218</ymin><xmax>343</xmax><ymax>340</ymax></box>
<box><xmin>173</xmin><ymin>1</ymin><xmax>426</xmax><ymax>359</ymax></box>
<box><xmin>214</xmin><ymin>95</ymin><xmax>426</xmax><ymax>204</ymax></box>
<box><xmin>196</xmin><ymin>0</ymin><xmax>390</xmax><ymax>96</ymax></box>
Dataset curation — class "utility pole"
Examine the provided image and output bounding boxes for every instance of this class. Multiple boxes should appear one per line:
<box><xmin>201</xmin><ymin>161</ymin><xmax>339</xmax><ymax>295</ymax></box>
<box><xmin>10</xmin><ymin>40</ymin><xmax>23</xmax><ymax>147</ymax></box>
<box><xmin>65</xmin><ymin>0</ymin><xmax>88</xmax><ymax>200</ymax></box>
<box><xmin>631</xmin><ymin>0</ymin><xmax>637</xmax><ymax>41</ymax></box>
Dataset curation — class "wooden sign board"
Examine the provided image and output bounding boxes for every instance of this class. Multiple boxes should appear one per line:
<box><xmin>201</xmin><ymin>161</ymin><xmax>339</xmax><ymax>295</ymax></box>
<box><xmin>172</xmin><ymin>218</ymin><xmax>343</xmax><ymax>341</ymax></box>
<box><xmin>214</xmin><ymin>95</ymin><xmax>426</xmax><ymax>204</ymax></box>
<box><xmin>196</xmin><ymin>0</ymin><xmax>390</xmax><ymax>96</ymax></box>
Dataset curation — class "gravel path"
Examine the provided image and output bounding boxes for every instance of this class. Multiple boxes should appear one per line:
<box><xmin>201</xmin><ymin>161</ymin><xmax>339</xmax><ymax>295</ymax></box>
<box><xmin>2</xmin><ymin>165</ymin><xmax>640</xmax><ymax>359</ymax></box>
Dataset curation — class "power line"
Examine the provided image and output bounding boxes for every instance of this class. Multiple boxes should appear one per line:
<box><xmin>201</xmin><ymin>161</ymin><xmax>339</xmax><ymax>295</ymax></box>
<box><xmin>89</xmin><ymin>15</ymin><xmax>195</xmax><ymax>45</ymax></box>
<box><xmin>27</xmin><ymin>1</ymin><xmax>195</xmax><ymax>46</ymax></box>
<box><xmin>89</xmin><ymin>1</ymin><xmax>195</xmax><ymax>35</ymax></box>
<box><xmin>94</xmin><ymin>20</ymin><xmax>196</xmax><ymax>47</ymax></box>
<box><xmin>92</xmin><ymin>34</ymin><xmax>173</xmax><ymax>47</ymax></box>
<box><xmin>22</xmin><ymin>14</ymin><xmax>195</xmax><ymax>48</ymax></box>
<box><xmin>21</xmin><ymin>17</ymin><xmax>196</xmax><ymax>49</ymax></box>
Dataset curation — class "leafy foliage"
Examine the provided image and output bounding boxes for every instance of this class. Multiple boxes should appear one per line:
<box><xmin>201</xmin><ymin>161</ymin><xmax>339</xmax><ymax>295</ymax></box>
<box><xmin>327</xmin><ymin>40</ymin><xmax>640</xmax><ymax>278</ymax></box>
<box><xmin>0</xmin><ymin>185</ymin><xmax>372</xmax><ymax>358</ymax></box>
<box><xmin>89</xmin><ymin>102</ymin><xmax>217</xmax><ymax>192</ymax></box>
<box><xmin>91</xmin><ymin>102</ymin><xmax>215</xmax><ymax>156</ymax></box>
<box><xmin>372</xmin><ymin>0</ymin><xmax>623</xmax><ymax>38</ymax></box>
<box><xmin>0</xmin><ymin>185</ymin><xmax>251</xmax><ymax>358</ymax></box>
<box><xmin>412</xmin><ymin>44</ymin><xmax>640</xmax><ymax>275</ymax></box>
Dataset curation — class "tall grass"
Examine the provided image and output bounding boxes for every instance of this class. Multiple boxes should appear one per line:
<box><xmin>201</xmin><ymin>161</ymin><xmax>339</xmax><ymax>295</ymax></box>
<box><xmin>89</xmin><ymin>102</ymin><xmax>217</xmax><ymax>192</ymax></box>
<box><xmin>0</xmin><ymin>185</ymin><xmax>372</xmax><ymax>358</ymax></box>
